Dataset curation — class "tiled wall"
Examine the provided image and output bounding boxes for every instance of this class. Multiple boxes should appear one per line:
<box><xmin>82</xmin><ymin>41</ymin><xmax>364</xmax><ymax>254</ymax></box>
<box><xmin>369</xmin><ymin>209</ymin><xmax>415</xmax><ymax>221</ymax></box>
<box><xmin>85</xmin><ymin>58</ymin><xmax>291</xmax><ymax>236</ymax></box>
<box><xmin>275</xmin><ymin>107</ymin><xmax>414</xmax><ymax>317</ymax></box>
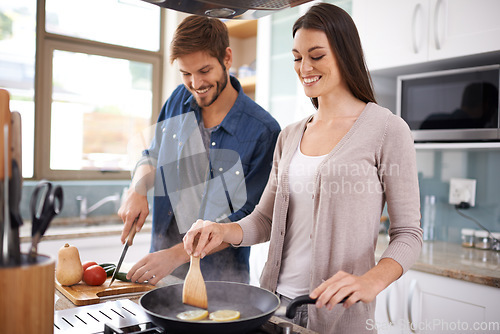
<box><xmin>416</xmin><ymin>148</ymin><xmax>500</xmax><ymax>243</ymax></box>
<box><xmin>18</xmin><ymin>148</ymin><xmax>500</xmax><ymax>246</ymax></box>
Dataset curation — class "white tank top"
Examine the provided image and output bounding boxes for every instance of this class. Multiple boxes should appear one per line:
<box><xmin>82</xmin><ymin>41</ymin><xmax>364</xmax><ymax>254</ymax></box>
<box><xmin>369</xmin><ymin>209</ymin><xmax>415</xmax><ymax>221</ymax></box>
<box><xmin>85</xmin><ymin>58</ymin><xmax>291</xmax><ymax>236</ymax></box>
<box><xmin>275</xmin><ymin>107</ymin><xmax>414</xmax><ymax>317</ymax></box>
<box><xmin>276</xmin><ymin>139</ymin><xmax>326</xmax><ymax>299</ymax></box>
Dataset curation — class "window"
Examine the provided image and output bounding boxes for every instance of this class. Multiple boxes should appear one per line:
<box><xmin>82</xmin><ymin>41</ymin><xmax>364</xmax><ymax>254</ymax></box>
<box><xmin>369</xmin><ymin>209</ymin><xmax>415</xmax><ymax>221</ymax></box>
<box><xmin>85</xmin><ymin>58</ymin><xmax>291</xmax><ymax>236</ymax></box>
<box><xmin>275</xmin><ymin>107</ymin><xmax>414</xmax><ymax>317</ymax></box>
<box><xmin>45</xmin><ymin>0</ymin><xmax>160</xmax><ymax>51</ymax></box>
<box><xmin>0</xmin><ymin>0</ymin><xmax>36</xmax><ymax>177</ymax></box>
<box><xmin>0</xmin><ymin>0</ymin><xmax>163</xmax><ymax>179</ymax></box>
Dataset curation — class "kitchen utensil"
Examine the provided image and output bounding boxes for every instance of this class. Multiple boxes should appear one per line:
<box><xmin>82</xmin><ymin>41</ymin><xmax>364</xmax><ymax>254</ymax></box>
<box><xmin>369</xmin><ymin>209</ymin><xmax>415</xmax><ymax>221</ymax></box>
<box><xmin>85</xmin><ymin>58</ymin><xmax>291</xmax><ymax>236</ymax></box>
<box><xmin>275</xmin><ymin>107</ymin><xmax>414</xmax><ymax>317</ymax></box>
<box><xmin>141</xmin><ymin>281</ymin><xmax>279</xmax><ymax>334</ymax></box>
<box><xmin>182</xmin><ymin>255</ymin><xmax>208</xmax><ymax>309</ymax></box>
<box><xmin>178</xmin><ymin>160</ymin><xmax>210</xmax><ymax>308</ymax></box>
<box><xmin>29</xmin><ymin>181</ymin><xmax>64</xmax><ymax>261</ymax></box>
<box><xmin>7</xmin><ymin>161</ymin><xmax>22</xmax><ymax>264</ymax></box>
<box><xmin>56</xmin><ymin>277</ymin><xmax>155</xmax><ymax>306</ymax></box>
<box><xmin>1</xmin><ymin>122</ymin><xmax>11</xmax><ymax>265</ymax></box>
<box><xmin>109</xmin><ymin>217</ymin><xmax>138</xmax><ymax>287</ymax></box>
<box><xmin>140</xmin><ymin>281</ymin><xmax>341</xmax><ymax>334</ymax></box>
<box><xmin>0</xmin><ymin>254</ymin><xmax>55</xmax><ymax>334</ymax></box>
<box><xmin>7</xmin><ymin>111</ymin><xmax>22</xmax><ymax>265</ymax></box>
<box><xmin>0</xmin><ymin>89</ymin><xmax>11</xmax><ymax>265</ymax></box>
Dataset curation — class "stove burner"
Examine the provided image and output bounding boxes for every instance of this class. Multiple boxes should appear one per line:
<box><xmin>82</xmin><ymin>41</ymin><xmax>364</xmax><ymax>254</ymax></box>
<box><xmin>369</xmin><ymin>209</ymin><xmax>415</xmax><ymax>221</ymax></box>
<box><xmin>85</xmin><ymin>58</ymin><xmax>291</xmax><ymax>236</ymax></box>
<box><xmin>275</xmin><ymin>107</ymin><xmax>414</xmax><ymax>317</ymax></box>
<box><xmin>54</xmin><ymin>300</ymin><xmax>152</xmax><ymax>334</ymax></box>
<box><xmin>103</xmin><ymin>321</ymin><xmax>293</xmax><ymax>334</ymax></box>
<box><xmin>104</xmin><ymin>322</ymin><xmax>164</xmax><ymax>334</ymax></box>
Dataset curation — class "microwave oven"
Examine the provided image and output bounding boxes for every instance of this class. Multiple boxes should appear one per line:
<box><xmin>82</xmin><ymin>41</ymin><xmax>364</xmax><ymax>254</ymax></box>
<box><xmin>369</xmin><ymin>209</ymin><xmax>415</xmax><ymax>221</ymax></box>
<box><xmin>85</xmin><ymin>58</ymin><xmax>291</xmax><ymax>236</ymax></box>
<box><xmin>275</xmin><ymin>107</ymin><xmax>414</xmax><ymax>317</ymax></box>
<box><xmin>396</xmin><ymin>64</ymin><xmax>500</xmax><ymax>142</ymax></box>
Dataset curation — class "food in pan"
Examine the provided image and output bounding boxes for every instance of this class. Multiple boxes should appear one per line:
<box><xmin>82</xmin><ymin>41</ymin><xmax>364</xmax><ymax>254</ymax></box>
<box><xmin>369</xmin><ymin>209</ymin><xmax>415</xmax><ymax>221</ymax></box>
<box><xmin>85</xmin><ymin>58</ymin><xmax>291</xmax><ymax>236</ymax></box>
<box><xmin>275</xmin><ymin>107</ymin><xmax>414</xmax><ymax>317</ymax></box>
<box><xmin>176</xmin><ymin>309</ymin><xmax>209</xmax><ymax>321</ymax></box>
<box><xmin>176</xmin><ymin>309</ymin><xmax>241</xmax><ymax>322</ymax></box>
<box><xmin>209</xmin><ymin>310</ymin><xmax>241</xmax><ymax>322</ymax></box>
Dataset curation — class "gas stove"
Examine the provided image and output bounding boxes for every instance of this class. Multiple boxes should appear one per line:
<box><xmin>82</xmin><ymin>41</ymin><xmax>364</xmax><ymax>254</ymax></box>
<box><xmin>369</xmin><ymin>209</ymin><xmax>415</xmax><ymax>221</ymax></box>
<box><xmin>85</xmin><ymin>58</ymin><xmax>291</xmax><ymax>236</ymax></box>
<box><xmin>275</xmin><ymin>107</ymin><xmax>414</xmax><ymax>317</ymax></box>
<box><xmin>54</xmin><ymin>300</ymin><xmax>307</xmax><ymax>334</ymax></box>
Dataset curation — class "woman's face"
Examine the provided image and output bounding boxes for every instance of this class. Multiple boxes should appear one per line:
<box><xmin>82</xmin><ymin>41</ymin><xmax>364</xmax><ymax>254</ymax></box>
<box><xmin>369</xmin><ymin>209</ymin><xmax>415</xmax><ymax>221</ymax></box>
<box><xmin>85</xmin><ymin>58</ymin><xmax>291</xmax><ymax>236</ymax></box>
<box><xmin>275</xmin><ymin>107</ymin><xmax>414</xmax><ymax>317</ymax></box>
<box><xmin>292</xmin><ymin>28</ymin><xmax>344</xmax><ymax>99</ymax></box>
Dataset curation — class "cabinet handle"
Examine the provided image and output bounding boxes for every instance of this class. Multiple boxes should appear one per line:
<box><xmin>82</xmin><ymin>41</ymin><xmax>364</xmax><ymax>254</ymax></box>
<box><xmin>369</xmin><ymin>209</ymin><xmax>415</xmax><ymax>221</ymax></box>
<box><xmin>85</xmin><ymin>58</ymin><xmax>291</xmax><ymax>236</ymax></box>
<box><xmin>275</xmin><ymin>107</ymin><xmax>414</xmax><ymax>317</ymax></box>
<box><xmin>433</xmin><ymin>0</ymin><xmax>445</xmax><ymax>50</ymax></box>
<box><xmin>385</xmin><ymin>284</ymin><xmax>393</xmax><ymax>325</ymax></box>
<box><xmin>407</xmin><ymin>279</ymin><xmax>417</xmax><ymax>333</ymax></box>
<box><xmin>411</xmin><ymin>3</ymin><xmax>423</xmax><ymax>54</ymax></box>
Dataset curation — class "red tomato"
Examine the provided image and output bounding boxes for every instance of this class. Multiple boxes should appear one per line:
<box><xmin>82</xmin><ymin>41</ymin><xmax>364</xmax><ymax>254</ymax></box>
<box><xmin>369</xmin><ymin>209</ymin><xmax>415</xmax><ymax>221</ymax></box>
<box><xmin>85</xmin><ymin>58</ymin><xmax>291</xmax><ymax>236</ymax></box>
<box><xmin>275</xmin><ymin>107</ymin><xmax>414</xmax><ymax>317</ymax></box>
<box><xmin>83</xmin><ymin>265</ymin><xmax>107</xmax><ymax>286</ymax></box>
<box><xmin>82</xmin><ymin>261</ymin><xmax>98</xmax><ymax>272</ymax></box>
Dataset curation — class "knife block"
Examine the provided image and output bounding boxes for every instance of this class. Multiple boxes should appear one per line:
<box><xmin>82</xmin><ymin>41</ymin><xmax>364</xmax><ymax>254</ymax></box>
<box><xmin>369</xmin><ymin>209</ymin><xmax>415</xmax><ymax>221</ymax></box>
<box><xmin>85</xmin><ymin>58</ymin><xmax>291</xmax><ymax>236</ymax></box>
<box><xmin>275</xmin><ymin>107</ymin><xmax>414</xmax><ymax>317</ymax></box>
<box><xmin>0</xmin><ymin>254</ymin><xmax>55</xmax><ymax>334</ymax></box>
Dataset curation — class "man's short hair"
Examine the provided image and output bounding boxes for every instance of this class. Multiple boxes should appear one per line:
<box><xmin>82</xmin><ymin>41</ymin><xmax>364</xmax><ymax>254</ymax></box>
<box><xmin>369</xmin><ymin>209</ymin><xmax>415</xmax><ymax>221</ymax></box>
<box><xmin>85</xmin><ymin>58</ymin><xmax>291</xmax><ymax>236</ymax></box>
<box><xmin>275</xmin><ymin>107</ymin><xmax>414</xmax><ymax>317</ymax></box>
<box><xmin>170</xmin><ymin>15</ymin><xmax>229</xmax><ymax>67</ymax></box>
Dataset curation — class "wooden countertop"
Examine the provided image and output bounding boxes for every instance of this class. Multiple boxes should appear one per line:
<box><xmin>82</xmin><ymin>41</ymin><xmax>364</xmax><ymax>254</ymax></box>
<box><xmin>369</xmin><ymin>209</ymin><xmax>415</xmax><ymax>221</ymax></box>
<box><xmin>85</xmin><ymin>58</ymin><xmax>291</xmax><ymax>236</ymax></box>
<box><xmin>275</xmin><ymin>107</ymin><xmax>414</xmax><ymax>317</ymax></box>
<box><xmin>376</xmin><ymin>234</ymin><xmax>500</xmax><ymax>288</ymax></box>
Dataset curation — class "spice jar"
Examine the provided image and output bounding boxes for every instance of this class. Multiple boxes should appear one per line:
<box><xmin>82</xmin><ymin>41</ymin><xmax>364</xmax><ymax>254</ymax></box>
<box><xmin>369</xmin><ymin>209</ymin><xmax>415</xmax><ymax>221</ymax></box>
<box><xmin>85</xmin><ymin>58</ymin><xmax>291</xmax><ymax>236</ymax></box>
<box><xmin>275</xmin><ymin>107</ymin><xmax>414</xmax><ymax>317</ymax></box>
<box><xmin>461</xmin><ymin>228</ymin><xmax>475</xmax><ymax>248</ymax></box>
<box><xmin>491</xmin><ymin>232</ymin><xmax>500</xmax><ymax>251</ymax></box>
<box><xmin>474</xmin><ymin>230</ymin><xmax>492</xmax><ymax>250</ymax></box>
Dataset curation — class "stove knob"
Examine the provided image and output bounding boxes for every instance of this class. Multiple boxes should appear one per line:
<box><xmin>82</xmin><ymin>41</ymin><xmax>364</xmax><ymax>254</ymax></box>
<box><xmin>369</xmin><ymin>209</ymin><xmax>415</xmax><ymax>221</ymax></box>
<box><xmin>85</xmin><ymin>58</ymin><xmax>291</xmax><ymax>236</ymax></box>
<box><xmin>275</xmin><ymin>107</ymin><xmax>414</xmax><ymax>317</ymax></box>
<box><xmin>278</xmin><ymin>322</ymin><xmax>293</xmax><ymax>334</ymax></box>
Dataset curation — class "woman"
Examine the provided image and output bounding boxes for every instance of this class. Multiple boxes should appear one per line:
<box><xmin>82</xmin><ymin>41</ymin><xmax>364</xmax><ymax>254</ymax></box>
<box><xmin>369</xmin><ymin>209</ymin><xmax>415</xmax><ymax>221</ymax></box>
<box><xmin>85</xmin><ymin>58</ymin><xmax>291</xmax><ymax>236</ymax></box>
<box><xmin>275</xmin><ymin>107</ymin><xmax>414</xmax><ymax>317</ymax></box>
<box><xmin>183</xmin><ymin>3</ymin><xmax>422</xmax><ymax>333</ymax></box>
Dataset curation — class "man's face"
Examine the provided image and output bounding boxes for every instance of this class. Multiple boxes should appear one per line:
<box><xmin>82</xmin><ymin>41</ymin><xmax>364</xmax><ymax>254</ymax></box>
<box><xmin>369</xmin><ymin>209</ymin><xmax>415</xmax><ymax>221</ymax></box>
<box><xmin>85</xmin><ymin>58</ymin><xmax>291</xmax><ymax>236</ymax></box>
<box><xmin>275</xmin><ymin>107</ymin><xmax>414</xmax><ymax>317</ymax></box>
<box><xmin>177</xmin><ymin>51</ymin><xmax>229</xmax><ymax>108</ymax></box>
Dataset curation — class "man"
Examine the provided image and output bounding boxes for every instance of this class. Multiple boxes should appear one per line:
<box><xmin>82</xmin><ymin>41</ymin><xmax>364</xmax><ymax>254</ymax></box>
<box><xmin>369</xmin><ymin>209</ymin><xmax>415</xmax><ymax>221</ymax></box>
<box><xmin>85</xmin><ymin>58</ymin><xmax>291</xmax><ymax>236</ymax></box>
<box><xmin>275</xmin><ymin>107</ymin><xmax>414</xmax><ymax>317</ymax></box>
<box><xmin>118</xmin><ymin>15</ymin><xmax>280</xmax><ymax>285</ymax></box>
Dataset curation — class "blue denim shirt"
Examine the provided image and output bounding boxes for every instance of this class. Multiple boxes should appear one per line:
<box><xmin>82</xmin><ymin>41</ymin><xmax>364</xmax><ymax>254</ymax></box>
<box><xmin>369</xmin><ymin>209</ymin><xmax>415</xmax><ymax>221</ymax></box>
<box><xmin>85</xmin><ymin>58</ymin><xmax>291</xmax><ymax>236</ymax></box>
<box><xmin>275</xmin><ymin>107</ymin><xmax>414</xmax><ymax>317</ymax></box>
<box><xmin>141</xmin><ymin>76</ymin><xmax>280</xmax><ymax>282</ymax></box>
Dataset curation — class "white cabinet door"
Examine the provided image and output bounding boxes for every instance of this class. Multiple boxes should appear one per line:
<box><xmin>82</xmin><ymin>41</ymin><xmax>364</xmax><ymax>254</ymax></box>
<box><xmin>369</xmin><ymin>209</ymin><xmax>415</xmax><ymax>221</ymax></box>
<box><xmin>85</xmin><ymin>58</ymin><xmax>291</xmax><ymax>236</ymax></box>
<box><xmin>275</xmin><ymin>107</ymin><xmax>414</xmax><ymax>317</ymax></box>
<box><xmin>354</xmin><ymin>0</ymin><xmax>500</xmax><ymax>70</ymax></box>
<box><xmin>428</xmin><ymin>0</ymin><xmax>500</xmax><ymax>60</ymax></box>
<box><xmin>406</xmin><ymin>270</ymin><xmax>500</xmax><ymax>333</ymax></box>
<box><xmin>353</xmin><ymin>0</ymin><xmax>430</xmax><ymax>71</ymax></box>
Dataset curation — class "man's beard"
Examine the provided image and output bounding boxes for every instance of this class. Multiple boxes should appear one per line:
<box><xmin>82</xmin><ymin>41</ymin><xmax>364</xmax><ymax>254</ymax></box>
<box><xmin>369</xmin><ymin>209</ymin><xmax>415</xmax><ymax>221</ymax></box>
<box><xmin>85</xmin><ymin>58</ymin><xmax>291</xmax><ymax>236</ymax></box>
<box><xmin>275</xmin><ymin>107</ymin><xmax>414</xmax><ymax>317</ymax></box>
<box><xmin>194</xmin><ymin>70</ymin><xmax>229</xmax><ymax>108</ymax></box>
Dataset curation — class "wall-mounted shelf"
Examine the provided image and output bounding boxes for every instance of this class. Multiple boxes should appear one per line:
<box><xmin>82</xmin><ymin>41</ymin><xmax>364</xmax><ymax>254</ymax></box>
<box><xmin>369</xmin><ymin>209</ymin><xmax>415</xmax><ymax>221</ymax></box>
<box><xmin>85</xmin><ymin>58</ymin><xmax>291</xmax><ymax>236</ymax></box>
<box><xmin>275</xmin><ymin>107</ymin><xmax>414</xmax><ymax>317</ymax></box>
<box><xmin>225</xmin><ymin>20</ymin><xmax>257</xmax><ymax>99</ymax></box>
<box><xmin>238</xmin><ymin>76</ymin><xmax>256</xmax><ymax>93</ymax></box>
<box><xmin>414</xmin><ymin>142</ymin><xmax>500</xmax><ymax>150</ymax></box>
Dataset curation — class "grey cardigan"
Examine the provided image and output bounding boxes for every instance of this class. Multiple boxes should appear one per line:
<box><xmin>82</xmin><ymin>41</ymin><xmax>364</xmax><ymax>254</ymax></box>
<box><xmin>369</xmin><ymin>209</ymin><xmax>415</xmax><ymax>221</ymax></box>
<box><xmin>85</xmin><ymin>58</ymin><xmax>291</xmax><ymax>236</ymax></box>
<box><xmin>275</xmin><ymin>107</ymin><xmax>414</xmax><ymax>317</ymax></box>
<box><xmin>237</xmin><ymin>103</ymin><xmax>423</xmax><ymax>333</ymax></box>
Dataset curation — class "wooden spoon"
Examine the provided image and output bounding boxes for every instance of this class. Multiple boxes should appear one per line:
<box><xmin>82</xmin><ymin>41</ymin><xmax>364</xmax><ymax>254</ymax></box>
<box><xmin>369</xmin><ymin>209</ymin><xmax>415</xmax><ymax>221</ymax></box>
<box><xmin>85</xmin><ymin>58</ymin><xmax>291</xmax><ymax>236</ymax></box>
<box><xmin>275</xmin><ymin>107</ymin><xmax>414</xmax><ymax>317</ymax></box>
<box><xmin>182</xmin><ymin>255</ymin><xmax>208</xmax><ymax>309</ymax></box>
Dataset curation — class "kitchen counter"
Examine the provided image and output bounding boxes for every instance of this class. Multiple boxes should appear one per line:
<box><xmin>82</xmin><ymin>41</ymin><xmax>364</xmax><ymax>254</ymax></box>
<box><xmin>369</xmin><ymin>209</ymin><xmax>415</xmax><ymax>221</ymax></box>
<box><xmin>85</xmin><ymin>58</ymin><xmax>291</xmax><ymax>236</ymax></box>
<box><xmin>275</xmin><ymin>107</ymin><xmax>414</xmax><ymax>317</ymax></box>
<box><xmin>376</xmin><ymin>234</ymin><xmax>500</xmax><ymax>288</ymax></box>
<box><xmin>20</xmin><ymin>215</ymin><xmax>152</xmax><ymax>243</ymax></box>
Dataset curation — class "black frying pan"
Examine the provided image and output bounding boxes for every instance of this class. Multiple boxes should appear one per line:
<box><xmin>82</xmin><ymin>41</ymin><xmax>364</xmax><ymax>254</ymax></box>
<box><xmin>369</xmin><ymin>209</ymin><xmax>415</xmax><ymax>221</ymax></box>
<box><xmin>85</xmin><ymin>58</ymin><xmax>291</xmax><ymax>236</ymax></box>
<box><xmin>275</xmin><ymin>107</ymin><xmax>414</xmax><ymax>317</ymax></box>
<box><xmin>139</xmin><ymin>281</ymin><xmax>317</xmax><ymax>334</ymax></box>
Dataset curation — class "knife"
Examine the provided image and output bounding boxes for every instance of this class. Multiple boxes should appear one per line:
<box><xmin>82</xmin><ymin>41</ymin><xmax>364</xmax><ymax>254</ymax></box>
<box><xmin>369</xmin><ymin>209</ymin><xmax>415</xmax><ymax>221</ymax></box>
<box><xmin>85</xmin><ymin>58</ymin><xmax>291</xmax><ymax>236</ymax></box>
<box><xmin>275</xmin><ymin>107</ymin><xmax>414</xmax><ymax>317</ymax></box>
<box><xmin>0</xmin><ymin>89</ymin><xmax>11</xmax><ymax>265</ymax></box>
<box><xmin>9</xmin><ymin>112</ymin><xmax>23</xmax><ymax>265</ymax></box>
<box><xmin>1</xmin><ymin>123</ymin><xmax>11</xmax><ymax>265</ymax></box>
<box><xmin>109</xmin><ymin>217</ymin><xmax>138</xmax><ymax>287</ymax></box>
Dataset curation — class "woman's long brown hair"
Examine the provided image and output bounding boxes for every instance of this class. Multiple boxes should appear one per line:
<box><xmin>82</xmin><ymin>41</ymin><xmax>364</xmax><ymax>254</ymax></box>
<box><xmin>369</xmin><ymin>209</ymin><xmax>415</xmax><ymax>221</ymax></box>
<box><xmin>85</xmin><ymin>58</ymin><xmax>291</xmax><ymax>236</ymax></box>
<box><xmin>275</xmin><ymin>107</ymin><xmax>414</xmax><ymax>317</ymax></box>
<box><xmin>293</xmin><ymin>3</ymin><xmax>376</xmax><ymax>109</ymax></box>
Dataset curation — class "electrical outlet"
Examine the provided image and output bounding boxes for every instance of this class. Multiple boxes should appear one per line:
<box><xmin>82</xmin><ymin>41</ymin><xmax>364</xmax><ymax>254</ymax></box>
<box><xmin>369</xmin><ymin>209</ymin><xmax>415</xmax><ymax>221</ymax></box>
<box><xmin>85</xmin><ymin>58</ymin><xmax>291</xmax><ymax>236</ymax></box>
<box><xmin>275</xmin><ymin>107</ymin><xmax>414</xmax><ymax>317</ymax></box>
<box><xmin>449</xmin><ymin>178</ymin><xmax>476</xmax><ymax>207</ymax></box>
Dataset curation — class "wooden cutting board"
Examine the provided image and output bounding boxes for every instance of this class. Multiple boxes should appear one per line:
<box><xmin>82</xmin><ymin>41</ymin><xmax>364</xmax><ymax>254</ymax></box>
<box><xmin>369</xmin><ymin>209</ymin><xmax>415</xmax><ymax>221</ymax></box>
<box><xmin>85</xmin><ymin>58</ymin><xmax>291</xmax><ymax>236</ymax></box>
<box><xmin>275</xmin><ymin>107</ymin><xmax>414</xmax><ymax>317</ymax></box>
<box><xmin>55</xmin><ymin>277</ymin><xmax>156</xmax><ymax>306</ymax></box>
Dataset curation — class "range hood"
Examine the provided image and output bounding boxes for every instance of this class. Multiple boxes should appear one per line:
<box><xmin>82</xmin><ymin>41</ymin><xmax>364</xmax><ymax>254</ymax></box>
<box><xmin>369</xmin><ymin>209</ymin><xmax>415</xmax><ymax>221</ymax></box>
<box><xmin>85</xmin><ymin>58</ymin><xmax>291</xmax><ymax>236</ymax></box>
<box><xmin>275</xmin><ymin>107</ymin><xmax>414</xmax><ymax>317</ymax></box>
<box><xmin>140</xmin><ymin>0</ymin><xmax>315</xmax><ymax>19</ymax></box>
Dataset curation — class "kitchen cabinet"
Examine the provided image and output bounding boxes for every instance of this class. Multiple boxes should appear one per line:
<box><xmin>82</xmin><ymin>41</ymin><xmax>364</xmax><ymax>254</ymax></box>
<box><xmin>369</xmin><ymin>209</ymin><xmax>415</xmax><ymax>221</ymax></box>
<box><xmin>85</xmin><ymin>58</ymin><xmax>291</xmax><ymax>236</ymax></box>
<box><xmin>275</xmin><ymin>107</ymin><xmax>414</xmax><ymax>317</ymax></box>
<box><xmin>374</xmin><ymin>276</ymin><xmax>400</xmax><ymax>333</ymax></box>
<box><xmin>375</xmin><ymin>269</ymin><xmax>500</xmax><ymax>333</ymax></box>
<box><xmin>225</xmin><ymin>20</ymin><xmax>257</xmax><ymax>96</ymax></box>
<box><xmin>427</xmin><ymin>0</ymin><xmax>500</xmax><ymax>61</ymax></box>
<box><xmin>373</xmin><ymin>278</ymin><xmax>408</xmax><ymax>334</ymax></box>
<box><xmin>353</xmin><ymin>0</ymin><xmax>430</xmax><ymax>70</ymax></box>
<box><xmin>353</xmin><ymin>0</ymin><xmax>500</xmax><ymax>71</ymax></box>
<box><xmin>406</xmin><ymin>270</ymin><xmax>500</xmax><ymax>333</ymax></box>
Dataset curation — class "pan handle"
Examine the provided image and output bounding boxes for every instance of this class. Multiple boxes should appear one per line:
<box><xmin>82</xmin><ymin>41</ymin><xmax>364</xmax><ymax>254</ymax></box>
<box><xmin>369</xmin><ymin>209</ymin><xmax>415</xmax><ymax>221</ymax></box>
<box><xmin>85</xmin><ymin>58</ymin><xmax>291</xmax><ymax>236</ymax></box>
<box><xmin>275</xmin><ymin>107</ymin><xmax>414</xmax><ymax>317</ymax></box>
<box><xmin>285</xmin><ymin>295</ymin><xmax>349</xmax><ymax>318</ymax></box>
<box><xmin>286</xmin><ymin>295</ymin><xmax>316</xmax><ymax>318</ymax></box>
